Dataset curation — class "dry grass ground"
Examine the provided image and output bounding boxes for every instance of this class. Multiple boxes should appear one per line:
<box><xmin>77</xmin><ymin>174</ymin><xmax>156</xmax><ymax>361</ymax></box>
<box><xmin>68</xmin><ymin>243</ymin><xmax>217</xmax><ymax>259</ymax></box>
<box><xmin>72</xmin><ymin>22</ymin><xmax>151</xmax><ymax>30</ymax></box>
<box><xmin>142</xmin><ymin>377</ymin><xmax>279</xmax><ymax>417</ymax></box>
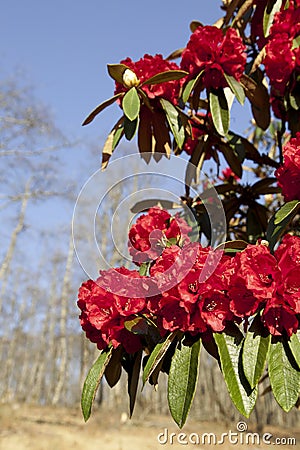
<box><xmin>0</xmin><ymin>403</ymin><xmax>300</xmax><ymax>450</ymax></box>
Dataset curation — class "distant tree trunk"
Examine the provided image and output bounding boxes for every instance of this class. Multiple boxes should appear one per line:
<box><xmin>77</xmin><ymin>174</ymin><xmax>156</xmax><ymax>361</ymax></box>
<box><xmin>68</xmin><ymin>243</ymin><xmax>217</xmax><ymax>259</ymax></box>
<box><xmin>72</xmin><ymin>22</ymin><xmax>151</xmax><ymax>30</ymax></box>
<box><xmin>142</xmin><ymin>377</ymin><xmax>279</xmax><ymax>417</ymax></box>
<box><xmin>52</xmin><ymin>232</ymin><xmax>74</xmax><ymax>405</ymax></box>
<box><xmin>0</xmin><ymin>179</ymin><xmax>31</xmax><ymax>314</ymax></box>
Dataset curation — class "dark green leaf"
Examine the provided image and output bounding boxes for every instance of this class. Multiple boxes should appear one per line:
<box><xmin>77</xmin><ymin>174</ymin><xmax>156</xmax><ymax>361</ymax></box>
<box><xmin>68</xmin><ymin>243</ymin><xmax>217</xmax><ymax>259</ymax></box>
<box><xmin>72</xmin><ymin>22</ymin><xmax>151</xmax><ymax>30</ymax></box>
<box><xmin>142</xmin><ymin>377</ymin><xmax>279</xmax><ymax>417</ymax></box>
<box><xmin>143</xmin><ymin>331</ymin><xmax>178</xmax><ymax>385</ymax></box>
<box><xmin>182</xmin><ymin>71</ymin><xmax>204</xmax><ymax>104</ymax></box>
<box><xmin>209</xmin><ymin>90</ymin><xmax>229</xmax><ymax>137</ymax></box>
<box><xmin>124</xmin><ymin>115</ymin><xmax>139</xmax><ymax>141</ymax></box>
<box><xmin>266</xmin><ymin>201</ymin><xmax>300</xmax><ymax>251</ymax></box>
<box><xmin>240</xmin><ymin>74</ymin><xmax>270</xmax><ymax>130</ymax></box>
<box><xmin>166</xmin><ymin>48</ymin><xmax>185</xmax><ymax>61</ymax></box>
<box><xmin>141</xmin><ymin>70</ymin><xmax>188</xmax><ymax>87</ymax></box>
<box><xmin>218</xmin><ymin>142</ymin><xmax>242</xmax><ymax>178</ymax></box>
<box><xmin>247</xmin><ymin>205</ymin><xmax>267</xmax><ymax>242</ymax></box>
<box><xmin>131</xmin><ymin>199</ymin><xmax>177</xmax><ymax>214</ymax></box>
<box><xmin>263</xmin><ymin>0</ymin><xmax>283</xmax><ymax>37</ymax></box>
<box><xmin>190</xmin><ymin>20</ymin><xmax>203</xmax><ymax>32</ymax></box>
<box><xmin>160</xmin><ymin>99</ymin><xmax>185</xmax><ymax>148</ymax></box>
<box><xmin>223</xmin><ymin>196</ymin><xmax>240</xmax><ymax>222</ymax></box>
<box><xmin>107</xmin><ymin>63</ymin><xmax>131</xmax><ymax>84</ymax></box>
<box><xmin>137</xmin><ymin>105</ymin><xmax>153</xmax><ymax>159</ymax></box>
<box><xmin>215</xmin><ymin>240</ymin><xmax>248</xmax><ymax>253</ymax></box>
<box><xmin>288</xmin><ymin>332</ymin><xmax>300</xmax><ymax>369</ymax></box>
<box><xmin>122</xmin><ymin>87</ymin><xmax>140</xmax><ymax>121</ymax></box>
<box><xmin>152</xmin><ymin>110</ymin><xmax>172</xmax><ymax>156</ymax></box>
<box><xmin>214</xmin><ymin>326</ymin><xmax>257</xmax><ymax>417</ymax></box>
<box><xmin>268</xmin><ymin>339</ymin><xmax>300</xmax><ymax>412</ymax></box>
<box><xmin>104</xmin><ymin>346</ymin><xmax>123</xmax><ymax>388</ymax></box>
<box><xmin>242</xmin><ymin>315</ymin><xmax>271</xmax><ymax>389</ymax></box>
<box><xmin>252</xmin><ymin>177</ymin><xmax>278</xmax><ymax>195</ymax></box>
<box><xmin>168</xmin><ymin>339</ymin><xmax>201</xmax><ymax>428</ymax></box>
<box><xmin>128</xmin><ymin>350</ymin><xmax>143</xmax><ymax>417</ymax></box>
<box><xmin>124</xmin><ymin>316</ymin><xmax>149</xmax><ymax>335</ymax></box>
<box><xmin>224</xmin><ymin>74</ymin><xmax>245</xmax><ymax>105</ymax></box>
<box><xmin>81</xmin><ymin>347</ymin><xmax>113</xmax><ymax>421</ymax></box>
<box><xmin>82</xmin><ymin>93</ymin><xmax>123</xmax><ymax>126</ymax></box>
<box><xmin>185</xmin><ymin>135</ymin><xmax>207</xmax><ymax>189</ymax></box>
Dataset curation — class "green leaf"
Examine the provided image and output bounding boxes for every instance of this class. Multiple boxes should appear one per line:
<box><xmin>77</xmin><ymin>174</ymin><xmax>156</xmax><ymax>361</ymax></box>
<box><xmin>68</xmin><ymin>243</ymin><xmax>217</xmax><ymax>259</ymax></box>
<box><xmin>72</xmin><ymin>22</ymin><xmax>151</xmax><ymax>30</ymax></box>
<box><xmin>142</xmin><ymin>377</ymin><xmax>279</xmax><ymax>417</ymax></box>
<box><xmin>224</xmin><ymin>74</ymin><xmax>245</xmax><ymax>105</ymax></box>
<box><xmin>268</xmin><ymin>339</ymin><xmax>300</xmax><ymax>412</ymax></box>
<box><xmin>263</xmin><ymin>0</ymin><xmax>283</xmax><ymax>37</ymax></box>
<box><xmin>168</xmin><ymin>339</ymin><xmax>201</xmax><ymax>428</ymax></box>
<box><xmin>102</xmin><ymin>117</ymin><xmax>124</xmax><ymax>169</ymax></box>
<box><xmin>107</xmin><ymin>63</ymin><xmax>131</xmax><ymax>84</ymax></box>
<box><xmin>122</xmin><ymin>87</ymin><xmax>140</xmax><ymax>121</ymax></box>
<box><xmin>218</xmin><ymin>142</ymin><xmax>242</xmax><ymax>178</ymax></box>
<box><xmin>266</xmin><ymin>201</ymin><xmax>300</xmax><ymax>251</ymax></box>
<box><xmin>124</xmin><ymin>115</ymin><xmax>139</xmax><ymax>141</ymax></box>
<box><xmin>209</xmin><ymin>90</ymin><xmax>229</xmax><ymax>136</ymax></box>
<box><xmin>242</xmin><ymin>315</ymin><xmax>271</xmax><ymax>389</ymax></box>
<box><xmin>182</xmin><ymin>71</ymin><xmax>204</xmax><ymax>104</ymax></box>
<box><xmin>290</xmin><ymin>92</ymin><xmax>300</xmax><ymax>110</ymax></box>
<box><xmin>81</xmin><ymin>347</ymin><xmax>113</xmax><ymax>421</ymax></box>
<box><xmin>143</xmin><ymin>331</ymin><xmax>178</xmax><ymax>385</ymax></box>
<box><xmin>112</xmin><ymin>121</ymin><xmax>124</xmax><ymax>150</ymax></box>
<box><xmin>82</xmin><ymin>93</ymin><xmax>123</xmax><ymax>126</ymax></box>
<box><xmin>288</xmin><ymin>331</ymin><xmax>300</xmax><ymax>369</ymax></box>
<box><xmin>141</xmin><ymin>70</ymin><xmax>188</xmax><ymax>86</ymax></box>
<box><xmin>292</xmin><ymin>35</ymin><xmax>300</xmax><ymax>50</ymax></box>
<box><xmin>160</xmin><ymin>99</ymin><xmax>185</xmax><ymax>149</ymax></box>
<box><xmin>139</xmin><ymin>262</ymin><xmax>149</xmax><ymax>276</ymax></box>
<box><xmin>214</xmin><ymin>326</ymin><xmax>257</xmax><ymax>418</ymax></box>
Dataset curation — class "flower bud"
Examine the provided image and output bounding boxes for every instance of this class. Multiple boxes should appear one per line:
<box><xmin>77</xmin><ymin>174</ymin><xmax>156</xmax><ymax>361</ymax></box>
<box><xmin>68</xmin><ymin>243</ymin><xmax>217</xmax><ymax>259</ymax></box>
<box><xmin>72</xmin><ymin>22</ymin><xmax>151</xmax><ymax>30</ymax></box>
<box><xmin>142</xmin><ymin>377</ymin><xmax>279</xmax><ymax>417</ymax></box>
<box><xmin>260</xmin><ymin>240</ymin><xmax>269</xmax><ymax>247</ymax></box>
<box><xmin>122</xmin><ymin>69</ymin><xmax>140</xmax><ymax>88</ymax></box>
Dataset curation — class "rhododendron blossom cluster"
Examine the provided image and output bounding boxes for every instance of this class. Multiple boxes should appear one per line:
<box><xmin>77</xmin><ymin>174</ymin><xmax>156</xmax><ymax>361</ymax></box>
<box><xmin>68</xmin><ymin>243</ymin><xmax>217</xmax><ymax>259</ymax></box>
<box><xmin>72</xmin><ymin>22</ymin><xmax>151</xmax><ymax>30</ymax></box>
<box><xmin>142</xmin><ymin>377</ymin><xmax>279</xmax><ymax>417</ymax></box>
<box><xmin>180</xmin><ymin>26</ymin><xmax>246</xmax><ymax>90</ymax></box>
<box><xmin>78</xmin><ymin>209</ymin><xmax>300</xmax><ymax>355</ymax></box>
<box><xmin>114</xmin><ymin>54</ymin><xmax>183</xmax><ymax>105</ymax></box>
<box><xmin>264</xmin><ymin>2</ymin><xmax>300</xmax><ymax>116</ymax></box>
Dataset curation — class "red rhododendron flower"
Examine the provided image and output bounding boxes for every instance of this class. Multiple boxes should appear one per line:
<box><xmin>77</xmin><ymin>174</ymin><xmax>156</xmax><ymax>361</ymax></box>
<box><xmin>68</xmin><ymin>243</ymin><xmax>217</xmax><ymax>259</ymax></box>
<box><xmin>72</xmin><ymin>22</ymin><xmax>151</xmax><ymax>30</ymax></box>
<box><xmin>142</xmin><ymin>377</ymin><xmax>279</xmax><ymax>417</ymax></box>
<box><xmin>227</xmin><ymin>239</ymin><xmax>300</xmax><ymax>335</ymax></box>
<box><xmin>181</xmin><ymin>26</ymin><xmax>246</xmax><ymax>90</ymax></box>
<box><xmin>219</xmin><ymin>167</ymin><xmax>240</xmax><ymax>182</ymax></box>
<box><xmin>275</xmin><ymin>234</ymin><xmax>300</xmax><ymax>277</ymax></box>
<box><xmin>264</xmin><ymin>5</ymin><xmax>300</xmax><ymax>96</ymax></box>
<box><xmin>183</xmin><ymin>124</ymin><xmax>205</xmax><ymax>156</ymax></box>
<box><xmin>264</xmin><ymin>34</ymin><xmax>295</xmax><ymax>96</ymax></box>
<box><xmin>77</xmin><ymin>268</ymin><xmax>148</xmax><ymax>353</ymax></box>
<box><xmin>229</xmin><ymin>244</ymin><xmax>280</xmax><ymax>303</ymax></box>
<box><xmin>114</xmin><ymin>54</ymin><xmax>183</xmax><ymax>105</ymax></box>
<box><xmin>198</xmin><ymin>291</ymin><xmax>233</xmax><ymax>332</ymax></box>
<box><xmin>149</xmin><ymin>242</ymin><xmax>233</xmax><ymax>333</ymax></box>
<box><xmin>128</xmin><ymin>207</ymin><xmax>191</xmax><ymax>264</ymax></box>
<box><xmin>262</xmin><ymin>296</ymin><xmax>298</xmax><ymax>336</ymax></box>
<box><xmin>275</xmin><ymin>133</ymin><xmax>300</xmax><ymax>202</ymax></box>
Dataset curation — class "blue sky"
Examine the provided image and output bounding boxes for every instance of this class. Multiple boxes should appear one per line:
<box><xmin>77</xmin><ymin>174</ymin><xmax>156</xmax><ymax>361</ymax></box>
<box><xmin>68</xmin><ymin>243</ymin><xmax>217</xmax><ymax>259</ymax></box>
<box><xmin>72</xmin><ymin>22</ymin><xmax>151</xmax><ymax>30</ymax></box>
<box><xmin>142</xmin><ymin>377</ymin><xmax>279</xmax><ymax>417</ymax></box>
<box><xmin>1</xmin><ymin>1</ymin><xmax>222</xmax><ymax>142</ymax></box>
<box><xmin>1</xmin><ymin>0</ymin><xmax>255</xmax><ymax>261</ymax></box>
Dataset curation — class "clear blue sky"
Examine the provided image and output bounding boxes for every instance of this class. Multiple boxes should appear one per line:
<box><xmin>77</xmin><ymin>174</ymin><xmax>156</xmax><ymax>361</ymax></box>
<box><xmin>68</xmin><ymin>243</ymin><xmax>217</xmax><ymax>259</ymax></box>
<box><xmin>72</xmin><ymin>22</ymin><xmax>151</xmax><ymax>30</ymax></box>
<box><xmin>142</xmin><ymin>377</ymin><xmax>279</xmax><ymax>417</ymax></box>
<box><xmin>1</xmin><ymin>1</ymin><xmax>223</xmax><ymax>142</ymax></box>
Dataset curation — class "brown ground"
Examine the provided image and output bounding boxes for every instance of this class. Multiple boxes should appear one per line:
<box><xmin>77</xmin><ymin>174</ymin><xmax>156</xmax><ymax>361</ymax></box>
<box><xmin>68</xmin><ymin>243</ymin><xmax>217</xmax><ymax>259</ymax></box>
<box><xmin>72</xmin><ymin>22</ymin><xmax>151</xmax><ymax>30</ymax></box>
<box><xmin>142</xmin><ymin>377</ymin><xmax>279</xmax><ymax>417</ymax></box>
<box><xmin>0</xmin><ymin>403</ymin><xmax>300</xmax><ymax>450</ymax></box>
